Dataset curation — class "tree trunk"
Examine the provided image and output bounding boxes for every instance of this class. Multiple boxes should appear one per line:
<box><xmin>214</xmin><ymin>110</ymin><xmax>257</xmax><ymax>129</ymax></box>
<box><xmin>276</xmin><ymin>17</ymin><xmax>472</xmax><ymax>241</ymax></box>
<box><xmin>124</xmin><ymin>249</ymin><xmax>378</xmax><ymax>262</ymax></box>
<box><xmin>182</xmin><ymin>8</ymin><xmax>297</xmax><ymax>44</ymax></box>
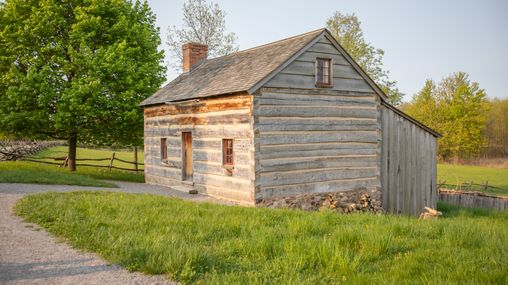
<box><xmin>68</xmin><ymin>135</ymin><xmax>77</xmax><ymax>171</ymax></box>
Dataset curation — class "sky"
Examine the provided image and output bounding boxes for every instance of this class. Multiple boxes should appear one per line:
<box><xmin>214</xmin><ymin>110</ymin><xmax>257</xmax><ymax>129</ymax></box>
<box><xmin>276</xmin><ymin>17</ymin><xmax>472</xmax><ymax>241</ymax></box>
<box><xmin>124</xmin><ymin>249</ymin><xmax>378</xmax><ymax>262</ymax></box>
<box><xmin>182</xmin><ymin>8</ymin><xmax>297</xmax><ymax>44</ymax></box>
<box><xmin>146</xmin><ymin>0</ymin><xmax>508</xmax><ymax>101</ymax></box>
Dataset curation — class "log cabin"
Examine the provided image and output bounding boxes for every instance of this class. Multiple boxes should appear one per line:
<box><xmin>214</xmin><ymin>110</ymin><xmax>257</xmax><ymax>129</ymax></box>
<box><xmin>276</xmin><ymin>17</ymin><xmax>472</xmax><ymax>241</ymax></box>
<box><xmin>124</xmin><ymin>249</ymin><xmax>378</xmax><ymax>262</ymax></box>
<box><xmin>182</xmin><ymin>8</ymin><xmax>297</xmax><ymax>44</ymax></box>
<box><xmin>139</xmin><ymin>28</ymin><xmax>441</xmax><ymax>215</ymax></box>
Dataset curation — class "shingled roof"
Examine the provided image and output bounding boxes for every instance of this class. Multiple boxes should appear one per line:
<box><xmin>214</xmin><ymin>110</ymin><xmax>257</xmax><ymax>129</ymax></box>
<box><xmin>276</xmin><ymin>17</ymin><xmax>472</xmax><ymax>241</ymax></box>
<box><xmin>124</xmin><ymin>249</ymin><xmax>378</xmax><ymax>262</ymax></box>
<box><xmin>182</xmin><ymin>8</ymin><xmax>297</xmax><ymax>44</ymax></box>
<box><xmin>140</xmin><ymin>29</ymin><xmax>326</xmax><ymax>106</ymax></box>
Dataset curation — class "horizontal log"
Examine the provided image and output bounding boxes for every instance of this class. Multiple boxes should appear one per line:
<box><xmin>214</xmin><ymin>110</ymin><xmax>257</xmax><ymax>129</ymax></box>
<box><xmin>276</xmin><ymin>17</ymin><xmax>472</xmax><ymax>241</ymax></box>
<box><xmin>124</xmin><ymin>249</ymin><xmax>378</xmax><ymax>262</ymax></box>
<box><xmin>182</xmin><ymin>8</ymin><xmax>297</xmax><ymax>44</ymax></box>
<box><xmin>193</xmin><ymin>161</ymin><xmax>252</xmax><ymax>179</ymax></box>
<box><xmin>265</xmin><ymin>73</ymin><xmax>372</xmax><ymax>93</ymax></box>
<box><xmin>281</xmin><ymin>60</ymin><xmax>363</xmax><ymax>80</ymax></box>
<box><xmin>259</xmin><ymin>87</ymin><xmax>376</xmax><ymax>97</ymax></box>
<box><xmin>259</xmin><ymin>177</ymin><xmax>380</xmax><ymax>199</ymax></box>
<box><xmin>256</xmin><ymin>93</ymin><xmax>376</xmax><ymax>106</ymax></box>
<box><xmin>260</xmin><ymin>155</ymin><xmax>378</xmax><ymax>172</ymax></box>
<box><xmin>259</xmin><ymin>167</ymin><xmax>378</xmax><ymax>187</ymax></box>
<box><xmin>145</xmin><ymin>164</ymin><xmax>182</xmax><ymax>178</ymax></box>
<box><xmin>254</xmin><ymin>105</ymin><xmax>377</xmax><ymax>119</ymax></box>
<box><xmin>144</xmin><ymin>124</ymin><xmax>252</xmax><ymax>138</ymax></box>
<box><xmin>259</xmin><ymin>131</ymin><xmax>378</xmax><ymax>145</ymax></box>
<box><xmin>256</xmin><ymin>118</ymin><xmax>378</xmax><ymax>132</ymax></box>
<box><xmin>194</xmin><ymin>183</ymin><xmax>253</xmax><ymax>205</ymax></box>
<box><xmin>144</xmin><ymin>95</ymin><xmax>252</xmax><ymax>118</ymax></box>
<box><xmin>144</xmin><ymin>112</ymin><xmax>251</xmax><ymax>127</ymax></box>
<box><xmin>193</xmin><ymin>172</ymin><xmax>251</xmax><ymax>190</ymax></box>
<box><xmin>259</xmin><ymin>147</ymin><xmax>378</xmax><ymax>160</ymax></box>
<box><xmin>259</xmin><ymin>142</ymin><xmax>377</xmax><ymax>153</ymax></box>
<box><xmin>193</xmin><ymin>149</ymin><xmax>250</xmax><ymax>165</ymax></box>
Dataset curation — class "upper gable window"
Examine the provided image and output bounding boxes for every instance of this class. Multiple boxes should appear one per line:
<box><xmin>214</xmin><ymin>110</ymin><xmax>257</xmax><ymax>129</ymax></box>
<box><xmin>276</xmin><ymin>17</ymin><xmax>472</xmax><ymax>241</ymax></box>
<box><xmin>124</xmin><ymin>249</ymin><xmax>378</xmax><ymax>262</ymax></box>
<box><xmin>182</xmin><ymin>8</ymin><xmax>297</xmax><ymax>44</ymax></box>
<box><xmin>316</xmin><ymin>58</ymin><xmax>332</xmax><ymax>87</ymax></box>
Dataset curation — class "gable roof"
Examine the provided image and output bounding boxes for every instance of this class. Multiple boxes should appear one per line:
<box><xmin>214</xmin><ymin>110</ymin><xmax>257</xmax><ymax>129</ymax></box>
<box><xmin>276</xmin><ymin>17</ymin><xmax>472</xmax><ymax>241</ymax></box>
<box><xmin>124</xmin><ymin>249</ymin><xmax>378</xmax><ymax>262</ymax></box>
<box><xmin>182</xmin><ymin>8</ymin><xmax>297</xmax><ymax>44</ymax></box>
<box><xmin>140</xmin><ymin>29</ymin><xmax>326</xmax><ymax>106</ymax></box>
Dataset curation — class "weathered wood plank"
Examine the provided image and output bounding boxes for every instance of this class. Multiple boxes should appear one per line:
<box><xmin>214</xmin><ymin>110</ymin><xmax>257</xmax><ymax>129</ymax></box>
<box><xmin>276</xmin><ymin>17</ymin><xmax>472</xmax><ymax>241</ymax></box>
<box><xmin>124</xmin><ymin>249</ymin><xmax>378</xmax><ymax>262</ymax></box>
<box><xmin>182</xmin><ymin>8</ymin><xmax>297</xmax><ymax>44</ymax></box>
<box><xmin>307</xmin><ymin>42</ymin><xmax>342</xmax><ymax>55</ymax></box>
<box><xmin>260</xmin><ymin>156</ymin><xmax>377</xmax><ymax>172</ymax></box>
<box><xmin>281</xmin><ymin>60</ymin><xmax>363</xmax><ymax>80</ymax></box>
<box><xmin>255</xmin><ymin>105</ymin><xmax>377</xmax><ymax>119</ymax></box>
<box><xmin>260</xmin><ymin>177</ymin><xmax>379</xmax><ymax>199</ymax></box>
<box><xmin>256</xmin><ymin>96</ymin><xmax>375</xmax><ymax>107</ymax></box>
<box><xmin>296</xmin><ymin>51</ymin><xmax>350</xmax><ymax>65</ymax></box>
<box><xmin>259</xmin><ymin>167</ymin><xmax>377</xmax><ymax>186</ymax></box>
<box><xmin>265</xmin><ymin>73</ymin><xmax>372</xmax><ymax>92</ymax></box>
<box><xmin>259</xmin><ymin>131</ymin><xmax>378</xmax><ymax>145</ymax></box>
<box><xmin>259</xmin><ymin>147</ymin><xmax>378</xmax><ymax>160</ymax></box>
<box><xmin>260</xmin><ymin>142</ymin><xmax>377</xmax><ymax>153</ymax></box>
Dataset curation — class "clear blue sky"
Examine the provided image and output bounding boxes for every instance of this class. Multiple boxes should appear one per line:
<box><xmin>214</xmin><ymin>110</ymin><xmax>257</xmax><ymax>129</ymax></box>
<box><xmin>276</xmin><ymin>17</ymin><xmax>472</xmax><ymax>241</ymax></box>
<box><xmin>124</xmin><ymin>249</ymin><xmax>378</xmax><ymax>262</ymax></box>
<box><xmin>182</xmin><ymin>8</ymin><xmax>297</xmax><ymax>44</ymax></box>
<box><xmin>146</xmin><ymin>0</ymin><xmax>508</xmax><ymax>101</ymax></box>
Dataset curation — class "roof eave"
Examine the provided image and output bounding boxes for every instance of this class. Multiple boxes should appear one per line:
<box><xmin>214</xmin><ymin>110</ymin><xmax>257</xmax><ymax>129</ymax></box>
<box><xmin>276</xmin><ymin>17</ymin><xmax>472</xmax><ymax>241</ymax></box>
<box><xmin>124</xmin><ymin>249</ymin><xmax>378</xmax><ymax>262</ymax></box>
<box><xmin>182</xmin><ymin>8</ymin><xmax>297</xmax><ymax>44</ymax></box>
<box><xmin>247</xmin><ymin>29</ymin><xmax>327</xmax><ymax>95</ymax></box>
<box><xmin>381</xmin><ymin>101</ymin><xmax>442</xmax><ymax>137</ymax></box>
<box><xmin>322</xmin><ymin>31</ymin><xmax>388</xmax><ymax>100</ymax></box>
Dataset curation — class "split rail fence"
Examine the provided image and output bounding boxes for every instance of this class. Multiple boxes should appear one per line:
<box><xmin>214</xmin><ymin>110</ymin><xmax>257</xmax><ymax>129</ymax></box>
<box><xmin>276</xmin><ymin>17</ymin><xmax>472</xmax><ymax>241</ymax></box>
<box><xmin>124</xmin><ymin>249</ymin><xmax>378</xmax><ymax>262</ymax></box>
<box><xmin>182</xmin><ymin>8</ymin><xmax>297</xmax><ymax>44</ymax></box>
<box><xmin>25</xmin><ymin>151</ymin><xmax>144</xmax><ymax>173</ymax></box>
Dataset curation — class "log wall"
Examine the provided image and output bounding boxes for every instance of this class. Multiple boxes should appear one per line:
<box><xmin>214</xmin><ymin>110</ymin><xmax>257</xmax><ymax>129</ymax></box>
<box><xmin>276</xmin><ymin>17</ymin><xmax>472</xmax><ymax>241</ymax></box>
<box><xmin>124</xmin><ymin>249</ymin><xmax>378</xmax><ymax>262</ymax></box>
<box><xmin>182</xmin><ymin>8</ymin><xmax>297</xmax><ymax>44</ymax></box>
<box><xmin>380</xmin><ymin>105</ymin><xmax>438</xmax><ymax>215</ymax></box>
<box><xmin>143</xmin><ymin>94</ymin><xmax>255</xmax><ymax>204</ymax></box>
<box><xmin>254</xmin><ymin>87</ymin><xmax>381</xmax><ymax>200</ymax></box>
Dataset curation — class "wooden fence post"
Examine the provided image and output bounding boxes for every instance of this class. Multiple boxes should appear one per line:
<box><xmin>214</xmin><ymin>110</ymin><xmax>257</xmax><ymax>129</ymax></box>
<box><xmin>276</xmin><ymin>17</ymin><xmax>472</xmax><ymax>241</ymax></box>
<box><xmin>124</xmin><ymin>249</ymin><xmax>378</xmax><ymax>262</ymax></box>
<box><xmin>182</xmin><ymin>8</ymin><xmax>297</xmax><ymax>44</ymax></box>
<box><xmin>134</xmin><ymin>146</ymin><xmax>138</xmax><ymax>174</ymax></box>
<box><xmin>59</xmin><ymin>156</ymin><xmax>68</xmax><ymax>168</ymax></box>
<box><xmin>108</xmin><ymin>152</ymin><xmax>116</xmax><ymax>172</ymax></box>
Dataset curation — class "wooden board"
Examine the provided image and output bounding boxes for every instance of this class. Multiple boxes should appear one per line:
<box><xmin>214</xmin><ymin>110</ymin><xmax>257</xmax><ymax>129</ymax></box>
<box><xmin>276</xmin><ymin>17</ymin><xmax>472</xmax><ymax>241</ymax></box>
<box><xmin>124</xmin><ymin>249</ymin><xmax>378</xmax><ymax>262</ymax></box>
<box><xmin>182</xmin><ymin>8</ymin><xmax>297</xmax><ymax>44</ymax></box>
<box><xmin>379</xmin><ymin>106</ymin><xmax>438</xmax><ymax>216</ymax></box>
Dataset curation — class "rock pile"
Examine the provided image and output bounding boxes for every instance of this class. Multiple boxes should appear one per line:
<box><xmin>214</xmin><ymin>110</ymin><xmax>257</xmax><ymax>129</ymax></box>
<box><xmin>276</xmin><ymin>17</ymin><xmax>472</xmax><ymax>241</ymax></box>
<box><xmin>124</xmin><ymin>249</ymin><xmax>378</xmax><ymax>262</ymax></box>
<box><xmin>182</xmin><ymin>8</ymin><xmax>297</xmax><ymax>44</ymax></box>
<box><xmin>258</xmin><ymin>188</ymin><xmax>384</xmax><ymax>214</ymax></box>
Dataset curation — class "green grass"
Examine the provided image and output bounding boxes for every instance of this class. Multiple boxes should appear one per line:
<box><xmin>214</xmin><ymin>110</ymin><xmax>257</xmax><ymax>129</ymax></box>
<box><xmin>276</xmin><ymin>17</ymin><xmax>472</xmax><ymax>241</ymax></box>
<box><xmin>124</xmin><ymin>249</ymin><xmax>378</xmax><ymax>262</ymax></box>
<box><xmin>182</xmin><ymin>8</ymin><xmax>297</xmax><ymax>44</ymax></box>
<box><xmin>438</xmin><ymin>163</ymin><xmax>508</xmax><ymax>196</ymax></box>
<box><xmin>0</xmin><ymin>146</ymin><xmax>144</xmax><ymax>186</ymax></box>
<box><xmin>16</xmin><ymin>192</ymin><xmax>508</xmax><ymax>284</ymax></box>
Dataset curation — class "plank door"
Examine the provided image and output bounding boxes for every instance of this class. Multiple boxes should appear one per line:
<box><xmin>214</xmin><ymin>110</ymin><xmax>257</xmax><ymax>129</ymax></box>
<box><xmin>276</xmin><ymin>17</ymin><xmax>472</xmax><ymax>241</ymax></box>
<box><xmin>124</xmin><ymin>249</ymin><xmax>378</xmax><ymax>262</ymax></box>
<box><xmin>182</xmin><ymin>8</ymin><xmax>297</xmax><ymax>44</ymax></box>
<box><xmin>182</xmin><ymin>132</ymin><xmax>193</xmax><ymax>181</ymax></box>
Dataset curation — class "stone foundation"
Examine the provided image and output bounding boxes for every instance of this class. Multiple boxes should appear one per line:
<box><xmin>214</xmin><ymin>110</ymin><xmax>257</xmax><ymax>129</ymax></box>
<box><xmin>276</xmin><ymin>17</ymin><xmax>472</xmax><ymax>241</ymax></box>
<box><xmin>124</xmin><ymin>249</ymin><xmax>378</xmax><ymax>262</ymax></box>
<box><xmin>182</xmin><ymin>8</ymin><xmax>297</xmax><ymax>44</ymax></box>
<box><xmin>258</xmin><ymin>188</ymin><xmax>383</xmax><ymax>214</ymax></box>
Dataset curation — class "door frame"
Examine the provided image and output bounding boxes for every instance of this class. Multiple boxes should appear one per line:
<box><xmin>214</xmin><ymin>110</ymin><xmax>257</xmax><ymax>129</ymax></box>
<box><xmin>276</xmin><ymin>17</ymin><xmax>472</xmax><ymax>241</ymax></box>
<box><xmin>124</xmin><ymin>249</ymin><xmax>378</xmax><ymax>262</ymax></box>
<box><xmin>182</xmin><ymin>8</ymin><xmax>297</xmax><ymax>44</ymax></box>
<box><xmin>181</xmin><ymin>131</ymin><xmax>193</xmax><ymax>181</ymax></box>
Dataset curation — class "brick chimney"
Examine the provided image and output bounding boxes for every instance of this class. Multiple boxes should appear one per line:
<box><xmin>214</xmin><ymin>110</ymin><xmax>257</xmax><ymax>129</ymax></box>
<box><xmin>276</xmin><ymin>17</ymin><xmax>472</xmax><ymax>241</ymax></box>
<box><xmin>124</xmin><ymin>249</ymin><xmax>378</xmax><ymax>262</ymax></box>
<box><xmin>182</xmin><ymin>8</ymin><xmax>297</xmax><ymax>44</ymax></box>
<box><xmin>182</xmin><ymin>43</ymin><xmax>208</xmax><ymax>72</ymax></box>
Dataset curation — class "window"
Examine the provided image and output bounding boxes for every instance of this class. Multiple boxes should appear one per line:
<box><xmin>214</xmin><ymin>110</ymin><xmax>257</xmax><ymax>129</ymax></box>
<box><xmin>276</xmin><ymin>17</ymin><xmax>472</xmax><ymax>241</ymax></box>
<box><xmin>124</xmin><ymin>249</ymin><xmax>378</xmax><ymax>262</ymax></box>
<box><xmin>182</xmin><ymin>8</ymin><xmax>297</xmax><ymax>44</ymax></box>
<box><xmin>316</xmin><ymin>58</ymin><xmax>332</xmax><ymax>86</ymax></box>
<box><xmin>160</xmin><ymin>138</ymin><xmax>167</xmax><ymax>161</ymax></box>
<box><xmin>222</xmin><ymin>139</ymin><xmax>234</xmax><ymax>166</ymax></box>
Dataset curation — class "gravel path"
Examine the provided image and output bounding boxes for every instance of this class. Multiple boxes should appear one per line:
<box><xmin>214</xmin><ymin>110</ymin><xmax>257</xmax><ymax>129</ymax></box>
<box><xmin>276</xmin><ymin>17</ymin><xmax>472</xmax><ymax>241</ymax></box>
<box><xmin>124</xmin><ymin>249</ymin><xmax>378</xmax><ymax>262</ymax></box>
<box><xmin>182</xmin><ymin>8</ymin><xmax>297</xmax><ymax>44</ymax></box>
<box><xmin>0</xmin><ymin>181</ymin><xmax>235</xmax><ymax>284</ymax></box>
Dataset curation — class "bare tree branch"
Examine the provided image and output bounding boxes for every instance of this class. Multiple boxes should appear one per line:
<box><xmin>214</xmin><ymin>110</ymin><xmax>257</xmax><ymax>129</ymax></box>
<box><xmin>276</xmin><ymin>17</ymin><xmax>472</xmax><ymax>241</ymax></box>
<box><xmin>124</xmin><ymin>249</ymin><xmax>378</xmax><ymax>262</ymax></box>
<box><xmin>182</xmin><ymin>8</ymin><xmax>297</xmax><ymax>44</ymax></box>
<box><xmin>167</xmin><ymin>0</ymin><xmax>239</xmax><ymax>72</ymax></box>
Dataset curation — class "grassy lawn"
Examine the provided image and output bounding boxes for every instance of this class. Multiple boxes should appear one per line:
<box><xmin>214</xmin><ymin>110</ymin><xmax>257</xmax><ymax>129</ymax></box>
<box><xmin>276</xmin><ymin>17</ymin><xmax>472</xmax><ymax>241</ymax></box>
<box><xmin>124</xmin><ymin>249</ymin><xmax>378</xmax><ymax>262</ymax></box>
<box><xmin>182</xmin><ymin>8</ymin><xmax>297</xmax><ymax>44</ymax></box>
<box><xmin>16</xmin><ymin>191</ymin><xmax>508</xmax><ymax>284</ymax></box>
<box><xmin>438</xmin><ymin>163</ymin><xmax>508</xmax><ymax>196</ymax></box>
<box><xmin>0</xmin><ymin>146</ymin><xmax>144</xmax><ymax>186</ymax></box>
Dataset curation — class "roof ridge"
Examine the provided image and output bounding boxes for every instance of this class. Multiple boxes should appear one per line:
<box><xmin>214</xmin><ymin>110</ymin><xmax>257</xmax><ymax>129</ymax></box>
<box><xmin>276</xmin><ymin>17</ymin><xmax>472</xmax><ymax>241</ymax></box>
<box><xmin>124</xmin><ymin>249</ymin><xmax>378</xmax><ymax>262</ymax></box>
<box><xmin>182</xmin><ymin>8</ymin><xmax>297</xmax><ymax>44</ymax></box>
<box><xmin>188</xmin><ymin>28</ymin><xmax>326</xmax><ymax>71</ymax></box>
<box><xmin>235</xmin><ymin>28</ymin><xmax>326</xmax><ymax>54</ymax></box>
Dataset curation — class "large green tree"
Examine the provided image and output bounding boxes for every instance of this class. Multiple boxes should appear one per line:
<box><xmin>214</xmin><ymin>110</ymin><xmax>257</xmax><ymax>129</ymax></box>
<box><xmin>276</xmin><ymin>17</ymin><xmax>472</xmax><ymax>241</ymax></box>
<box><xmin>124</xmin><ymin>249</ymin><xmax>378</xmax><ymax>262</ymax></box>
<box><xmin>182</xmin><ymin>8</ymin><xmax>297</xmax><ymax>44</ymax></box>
<box><xmin>405</xmin><ymin>72</ymin><xmax>488</xmax><ymax>160</ymax></box>
<box><xmin>326</xmin><ymin>12</ymin><xmax>403</xmax><ymax>105</ymax></box>
<box><xmin>0</xmin><ymin>0</ymin><xmax>166</xmax><ymax>170</ymax></box>
<box><xmin>484</xmin><ymin>98</ymin><xmax>508</xmax><ymax>157</ymax></box>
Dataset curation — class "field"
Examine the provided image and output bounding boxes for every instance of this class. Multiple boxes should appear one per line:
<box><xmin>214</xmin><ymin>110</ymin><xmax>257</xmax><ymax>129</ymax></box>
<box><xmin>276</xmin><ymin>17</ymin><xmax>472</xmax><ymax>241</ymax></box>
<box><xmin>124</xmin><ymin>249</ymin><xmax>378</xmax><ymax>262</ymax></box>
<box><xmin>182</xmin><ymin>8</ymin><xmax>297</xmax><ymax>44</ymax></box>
<box><xmin>16</xmin><ymin>191</ymin><xmax>508</xmax><ymax>284</ymax></box>
<box><xmin>0</xmin><ymin>146</ymin><xmax>144</xmax><ymax>186</ymax></box>
<box><xmin>437</xmin><ymin>164</ymin><xmax>508</xmax><ymax>196</ymax></box>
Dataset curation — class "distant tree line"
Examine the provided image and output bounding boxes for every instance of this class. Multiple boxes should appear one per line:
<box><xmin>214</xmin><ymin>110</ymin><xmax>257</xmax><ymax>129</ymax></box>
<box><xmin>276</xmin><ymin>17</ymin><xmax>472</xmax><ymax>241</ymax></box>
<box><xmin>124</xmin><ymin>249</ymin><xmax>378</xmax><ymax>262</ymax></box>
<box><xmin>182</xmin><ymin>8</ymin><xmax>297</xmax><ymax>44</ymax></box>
<box><xmin>403</xmin><ymin>72</ymin><xmax>507</xmax><ymax>161</ymax></box>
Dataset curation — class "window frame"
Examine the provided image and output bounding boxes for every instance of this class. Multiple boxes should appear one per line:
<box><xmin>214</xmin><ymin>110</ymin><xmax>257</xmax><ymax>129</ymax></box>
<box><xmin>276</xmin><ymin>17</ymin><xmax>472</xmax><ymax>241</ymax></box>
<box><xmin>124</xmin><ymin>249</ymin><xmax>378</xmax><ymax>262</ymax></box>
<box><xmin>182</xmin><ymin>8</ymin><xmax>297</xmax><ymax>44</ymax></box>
<box><xmin>315</xmin><ymin>57</ymin><xmax>333</xmax><ymax>87</ymax></box>
<box><xmin>222</xmin><ymin>138</ymin><xmax>234</xmax><ymax>166</ymax></box>
<box><xmin>160</xmin><ymin>138</ymin><xmax>168</xmax><ymax>162</ymax></box>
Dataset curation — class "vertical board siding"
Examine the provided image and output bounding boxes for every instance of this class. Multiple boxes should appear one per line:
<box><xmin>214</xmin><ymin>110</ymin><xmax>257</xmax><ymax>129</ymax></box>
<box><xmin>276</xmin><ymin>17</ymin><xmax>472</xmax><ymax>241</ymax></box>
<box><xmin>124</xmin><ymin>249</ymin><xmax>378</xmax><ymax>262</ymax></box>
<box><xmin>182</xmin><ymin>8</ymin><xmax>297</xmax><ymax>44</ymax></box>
<box><xmin>143</xmin><ymin>95</ymin><xmax>255</xmax><ymax>204</ymax></box>
<box><xmin>381</xmin><ymin>106</ymin><xmax>438</xmax><ymax>215</ymax></box>
<box><xmin>255</xmin><ymin>88</ymin><xmax>381</xmax><ymax>200</ymax></box>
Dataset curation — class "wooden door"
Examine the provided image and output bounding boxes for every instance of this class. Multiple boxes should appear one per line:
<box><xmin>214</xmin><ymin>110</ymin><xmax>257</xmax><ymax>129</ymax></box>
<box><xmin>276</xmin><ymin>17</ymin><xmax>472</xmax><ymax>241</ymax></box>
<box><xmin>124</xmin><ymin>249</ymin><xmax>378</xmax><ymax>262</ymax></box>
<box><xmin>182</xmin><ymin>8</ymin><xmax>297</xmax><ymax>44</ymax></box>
<box><xmin>182</xmin><ymin>132</ymin><xmax>193</xmax><ymax>181</ymax></box>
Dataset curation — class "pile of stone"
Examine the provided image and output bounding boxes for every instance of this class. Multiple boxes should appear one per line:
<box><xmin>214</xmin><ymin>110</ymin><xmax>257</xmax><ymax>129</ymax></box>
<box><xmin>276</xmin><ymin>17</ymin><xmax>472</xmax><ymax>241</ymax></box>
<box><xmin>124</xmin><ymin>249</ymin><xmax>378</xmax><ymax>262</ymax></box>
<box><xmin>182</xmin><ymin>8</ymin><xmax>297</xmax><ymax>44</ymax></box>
<box><xmin>259</xmin><ymin>189</ymin><xmax>384</xmax><ymax>214</ymax></box>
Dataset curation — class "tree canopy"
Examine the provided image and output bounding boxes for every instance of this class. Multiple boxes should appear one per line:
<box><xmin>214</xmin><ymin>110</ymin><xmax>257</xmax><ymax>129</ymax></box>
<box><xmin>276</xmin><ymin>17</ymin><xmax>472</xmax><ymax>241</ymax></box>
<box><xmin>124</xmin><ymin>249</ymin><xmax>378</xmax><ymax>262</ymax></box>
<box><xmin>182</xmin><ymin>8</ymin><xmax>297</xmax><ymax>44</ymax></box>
<box><xmin>404</xmin><ymin>72</ymin><xmax>488</xmax><ymax>160</ymax></box>
<box><xmin>167</xmin><ymin>0</ymin><xmax>238</xmax><ymax>71</ymax></box>
<box><xmin>0</xmin><ymin>0</ymin><xmax>166</xmax><ymax>170</ymax></box>
<box><xmin>326</xmin><ymin>12</ymin><xmax>403</xmax><ymax>106</ymax></box>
